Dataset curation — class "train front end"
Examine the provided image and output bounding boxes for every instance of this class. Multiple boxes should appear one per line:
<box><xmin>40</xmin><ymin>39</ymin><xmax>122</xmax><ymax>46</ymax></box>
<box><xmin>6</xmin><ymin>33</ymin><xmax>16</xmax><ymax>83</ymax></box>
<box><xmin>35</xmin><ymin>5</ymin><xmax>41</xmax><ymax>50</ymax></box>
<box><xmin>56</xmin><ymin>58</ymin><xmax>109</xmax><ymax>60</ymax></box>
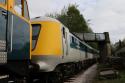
<box><xmin>31</xmin><ymin>17</ymin><xmax>63</xmax><ymax>72</ymax></box>
<box><xmin>0</xmin><ymin>0</ymin><xmax>8</xmax><ymax>72</ymax></box>
<box><xmin>0</xmin><ymin>0</ymin><xmax>31</xmax><ymax>77</ymax></box>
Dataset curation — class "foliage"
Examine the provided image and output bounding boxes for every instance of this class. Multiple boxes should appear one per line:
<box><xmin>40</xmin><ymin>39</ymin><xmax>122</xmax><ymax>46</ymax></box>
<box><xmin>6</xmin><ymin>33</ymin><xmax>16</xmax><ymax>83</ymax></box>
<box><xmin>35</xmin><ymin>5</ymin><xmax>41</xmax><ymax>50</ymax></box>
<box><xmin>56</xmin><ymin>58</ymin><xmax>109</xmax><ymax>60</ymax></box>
<box><xmin>113</xmin><ymin>40</ymin><xmax>125</xmax><ymax>52</ymax></box>
<box><xmin>46</xmin><ymin>4</ymin><xmax>92</xmax><ymax>33</ymax></box>
<box><xmin>46</xmin><ymin>4</ymin><xmax>99</xmax><ymax>49</ymax></box>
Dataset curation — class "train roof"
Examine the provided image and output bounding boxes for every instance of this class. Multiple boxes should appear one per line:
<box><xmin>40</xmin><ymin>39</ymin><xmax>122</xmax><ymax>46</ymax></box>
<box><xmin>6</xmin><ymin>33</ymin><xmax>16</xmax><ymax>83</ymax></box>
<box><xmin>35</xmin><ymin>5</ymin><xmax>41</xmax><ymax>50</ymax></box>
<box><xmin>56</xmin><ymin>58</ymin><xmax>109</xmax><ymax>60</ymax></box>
<box><xmin>70</xmin><ymin>33</ymin><xmax>98</xmax><ymax>51</ymax></box>
<box><xmin>31</xmin><ymin>17</ymin><xmax>60</xmax><ymax>23</ymax></box>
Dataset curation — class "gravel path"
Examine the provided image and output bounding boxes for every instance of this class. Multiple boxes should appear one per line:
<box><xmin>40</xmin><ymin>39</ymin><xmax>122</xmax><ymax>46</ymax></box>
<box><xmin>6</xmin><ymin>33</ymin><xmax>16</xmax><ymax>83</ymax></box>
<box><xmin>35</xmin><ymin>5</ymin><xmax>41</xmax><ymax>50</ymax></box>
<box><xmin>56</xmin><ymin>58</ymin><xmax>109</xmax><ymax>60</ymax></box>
<box><xmin>64</xmin><ymin>64</ymin><xmax>97</xmax><ymax>83</ymax></box>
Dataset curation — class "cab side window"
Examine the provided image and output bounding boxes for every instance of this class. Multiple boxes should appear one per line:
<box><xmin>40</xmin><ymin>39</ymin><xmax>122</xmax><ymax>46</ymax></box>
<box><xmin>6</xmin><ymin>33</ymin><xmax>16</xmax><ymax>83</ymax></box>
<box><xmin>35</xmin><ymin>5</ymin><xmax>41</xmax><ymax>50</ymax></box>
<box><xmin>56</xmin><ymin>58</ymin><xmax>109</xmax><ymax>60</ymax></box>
<box><xmin>14</xmin><ymin>0</ymin><xmax>22</xmax><ymax>15</ymax></box>
<box><xmin>24</xmin><ymin>0</ymin><xmax>29</xmax><ymax>19</ymax></box>
<box><xmin>14</xmin><ymin>0</ymin><xmax>29</xmax><ymax>19</ymax></box>
<box><xmin>32</xmin><ymin>24</ymin><xmax>41</xmax><ymax>50</ymax></box>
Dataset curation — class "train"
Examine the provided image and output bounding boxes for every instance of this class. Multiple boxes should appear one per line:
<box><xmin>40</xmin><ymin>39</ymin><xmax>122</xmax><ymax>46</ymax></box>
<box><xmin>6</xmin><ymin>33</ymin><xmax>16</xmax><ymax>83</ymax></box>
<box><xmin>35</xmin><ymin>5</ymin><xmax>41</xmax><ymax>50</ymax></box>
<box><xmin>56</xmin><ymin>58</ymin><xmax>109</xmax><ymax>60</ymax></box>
<box><xmin>0</xmin><ymin>0</ymin><xmax>31</xmax><ymax>77</ymax></box>
<box><xmin>30</xmin><ymin>17</ymin><xmax>99</xmax><ymax>82</ymax></box>
<box><xmin>0</xmin><ymin>0</ymin><xmax>99</xmax><ymax>82</ymax></box>
<box><xmin>0</xmin><ymin>0</ymin><xmax>34</xmax><ymax>82</ymax></box>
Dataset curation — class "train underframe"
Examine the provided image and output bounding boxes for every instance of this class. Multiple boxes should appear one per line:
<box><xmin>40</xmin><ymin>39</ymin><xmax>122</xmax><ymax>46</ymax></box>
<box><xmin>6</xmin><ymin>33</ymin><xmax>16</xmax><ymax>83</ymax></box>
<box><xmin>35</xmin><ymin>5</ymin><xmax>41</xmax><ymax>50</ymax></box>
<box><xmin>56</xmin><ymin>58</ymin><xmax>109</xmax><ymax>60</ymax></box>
<box><xmin>30</xmin><ymin>58</ymin><xmax>97</xmax><ymax>83</ymax></box>
<box><xmin>0</xmin><ymin>58</ymin><xmax>97</xmax><ymax>83</ymax></box>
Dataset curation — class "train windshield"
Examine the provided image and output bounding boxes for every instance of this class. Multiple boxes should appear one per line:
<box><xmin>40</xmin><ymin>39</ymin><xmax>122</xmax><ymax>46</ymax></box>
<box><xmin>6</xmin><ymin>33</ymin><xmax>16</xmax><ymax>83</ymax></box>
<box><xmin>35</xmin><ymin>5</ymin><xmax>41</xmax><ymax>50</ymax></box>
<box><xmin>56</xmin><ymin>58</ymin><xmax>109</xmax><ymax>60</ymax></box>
<box><xmin>14</xmin><ymin>0</ymin><xmax>23</xmax><ymax>15</ymax></box>
<box><xmin>32</xmin><ymin>24</ymin><xmax>41</xmax><ymax>50</ymax></box>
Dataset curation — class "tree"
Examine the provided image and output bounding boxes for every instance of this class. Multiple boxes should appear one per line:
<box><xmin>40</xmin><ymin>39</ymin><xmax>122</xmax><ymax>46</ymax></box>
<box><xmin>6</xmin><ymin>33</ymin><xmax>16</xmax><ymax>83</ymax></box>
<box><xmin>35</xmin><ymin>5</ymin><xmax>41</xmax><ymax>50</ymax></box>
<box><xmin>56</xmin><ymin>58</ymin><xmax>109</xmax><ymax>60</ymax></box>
<box><xmin>46</xmin><ymin>4</ymin><xmax>92</xmax><ymax>33</ymax></box>
<box><xmin>46</xmin><ymin>4</ymin><xmax>98</xmax><ymax>49</ymax></box>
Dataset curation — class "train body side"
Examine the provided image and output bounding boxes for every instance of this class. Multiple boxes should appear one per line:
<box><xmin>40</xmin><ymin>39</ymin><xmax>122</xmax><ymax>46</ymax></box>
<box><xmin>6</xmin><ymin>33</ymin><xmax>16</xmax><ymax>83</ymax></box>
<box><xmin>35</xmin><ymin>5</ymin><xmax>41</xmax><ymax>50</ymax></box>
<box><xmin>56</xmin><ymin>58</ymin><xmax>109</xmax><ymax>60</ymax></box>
<box><xmin>32</xmin><ymin>18</ymin><xmax>63</xmax><ymax>71</ymax></box>
<box><xmin>31</xmin><ymin>17</ymin><xmax>98</xmax><ymax>72</ymax></box>
<box><xmin>0</xmin><ymin>0</ymin><xmax>32</xmax><ymax>77</ymax></box>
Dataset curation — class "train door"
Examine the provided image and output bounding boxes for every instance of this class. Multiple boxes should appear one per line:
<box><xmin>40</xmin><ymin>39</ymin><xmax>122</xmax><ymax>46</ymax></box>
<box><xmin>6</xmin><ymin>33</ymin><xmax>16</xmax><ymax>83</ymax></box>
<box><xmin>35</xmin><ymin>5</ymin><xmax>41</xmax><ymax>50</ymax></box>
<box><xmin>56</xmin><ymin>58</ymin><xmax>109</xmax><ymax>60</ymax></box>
<box><xmin>62</xmin><ymin>27</ymin><xmax>68</xmax><ymax>57</ymax></box>
<box><xmin>76</xmin><ymin>40</ymin><xmax>81</xmax><ymax>60</ymax></box>
<box><xmin>85</xmin><ymin>47</ymin><xmax>88</xmax><ymax>59</ymax></box>
<box><xmin>7</xmin><ymin>0</ymin><xmax>31</xmax><ymax>76</ymax></box>
<box><xmin>0</xmin><ymin>0</ymin><xmax>7</xmax><ymax>64</ymax></box>
<box><xmin>7</xmin><ymin>0</ymin><xmax>30</xmax><ymax>60</ymax></box>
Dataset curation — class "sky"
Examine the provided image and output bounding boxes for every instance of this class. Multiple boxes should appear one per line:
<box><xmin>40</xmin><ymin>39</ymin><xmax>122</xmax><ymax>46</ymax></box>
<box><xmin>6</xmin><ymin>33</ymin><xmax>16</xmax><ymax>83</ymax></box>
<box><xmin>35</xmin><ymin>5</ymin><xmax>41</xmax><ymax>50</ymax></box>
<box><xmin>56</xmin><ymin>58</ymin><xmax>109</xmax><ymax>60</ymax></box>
<box><xmin>27</xmin><ymin>0</ymin><xmax>125</xmax><ymax>44</ymax></box>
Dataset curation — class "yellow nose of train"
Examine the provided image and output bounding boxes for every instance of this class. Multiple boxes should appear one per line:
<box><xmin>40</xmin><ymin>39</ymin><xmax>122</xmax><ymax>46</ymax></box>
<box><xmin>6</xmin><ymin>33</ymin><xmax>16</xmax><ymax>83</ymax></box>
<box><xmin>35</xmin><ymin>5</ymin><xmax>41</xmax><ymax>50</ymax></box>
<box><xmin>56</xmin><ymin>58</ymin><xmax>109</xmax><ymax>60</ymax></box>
<box><xmin>31</xmin><ymin>17</ymin><xmax>98</xmax><ymax>72</ymax></box>
<box><xmin>31</xmin><ymin>17</ymin><xmax>63</xmax><ymax>71</ymax></box>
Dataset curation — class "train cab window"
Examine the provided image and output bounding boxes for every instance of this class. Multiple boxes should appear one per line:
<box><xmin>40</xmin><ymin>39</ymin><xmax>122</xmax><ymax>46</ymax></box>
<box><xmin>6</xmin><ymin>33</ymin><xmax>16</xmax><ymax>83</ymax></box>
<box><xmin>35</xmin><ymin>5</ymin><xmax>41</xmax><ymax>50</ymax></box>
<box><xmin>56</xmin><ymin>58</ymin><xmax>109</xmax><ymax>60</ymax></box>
<box><xmin>32</xmin><ymin>24</ymin><xmax>41</xmax><ymax>50</ymax></box>
<box><xmin>14</xmin><ymin>0</ymin><xmax>29</xmax><ymax>19</ymax></box>
<box><xmin>0</xmin><ymin>0</ymin><xmax>6</xmax><ymax>4</ymax></box>
<box><xmin>14</xmin><ymin>0</ymin><xmax>22</xmax><ymax>15</ymax></box>
<box><xmin>23</xmin><ymin>0</ymin><xmax>29</xmax><ymax>19</ymax></box>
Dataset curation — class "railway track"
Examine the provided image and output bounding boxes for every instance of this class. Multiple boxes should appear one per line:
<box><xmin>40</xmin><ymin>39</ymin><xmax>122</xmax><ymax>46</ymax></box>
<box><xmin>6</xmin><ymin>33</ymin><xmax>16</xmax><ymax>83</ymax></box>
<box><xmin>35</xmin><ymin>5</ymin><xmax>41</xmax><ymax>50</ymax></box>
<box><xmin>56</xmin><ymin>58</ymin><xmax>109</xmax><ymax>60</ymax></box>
<box><xmin>3</xmin><ymin>64</ymin><xmax>97</xmax><ymax>83</ymax></box>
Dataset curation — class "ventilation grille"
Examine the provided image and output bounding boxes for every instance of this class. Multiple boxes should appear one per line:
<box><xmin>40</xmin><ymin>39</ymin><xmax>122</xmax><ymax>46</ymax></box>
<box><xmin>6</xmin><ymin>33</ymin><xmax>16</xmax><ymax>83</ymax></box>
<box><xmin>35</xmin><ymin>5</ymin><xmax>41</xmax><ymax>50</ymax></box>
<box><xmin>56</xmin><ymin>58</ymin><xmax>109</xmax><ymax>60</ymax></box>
<box><xmin>0</xmin><ymin>52</ymin><xmax>7</xmax><ymax>63</ymax></box>
<box><xmin>0</xmin><ymin>40</ymin><xmax>7</xmax><ymax>63</ymax></box>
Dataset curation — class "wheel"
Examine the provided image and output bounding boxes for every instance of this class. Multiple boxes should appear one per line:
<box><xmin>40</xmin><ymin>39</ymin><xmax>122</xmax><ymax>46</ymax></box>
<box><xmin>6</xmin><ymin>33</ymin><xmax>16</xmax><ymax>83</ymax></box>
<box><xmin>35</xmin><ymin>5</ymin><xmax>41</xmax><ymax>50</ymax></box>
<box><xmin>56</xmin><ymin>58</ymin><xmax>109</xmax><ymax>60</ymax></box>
<box><xmin>50</xmin><ymin>72</ymin><xmax>63</xmax><ymax>83</ymax></box>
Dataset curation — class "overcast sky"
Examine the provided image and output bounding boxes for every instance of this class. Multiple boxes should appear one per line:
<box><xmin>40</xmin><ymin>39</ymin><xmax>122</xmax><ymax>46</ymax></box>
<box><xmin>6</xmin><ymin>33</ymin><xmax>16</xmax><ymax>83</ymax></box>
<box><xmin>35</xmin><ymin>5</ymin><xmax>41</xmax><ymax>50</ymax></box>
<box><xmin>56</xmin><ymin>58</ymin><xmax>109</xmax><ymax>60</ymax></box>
<box><xmin>27</xmin><ymin>0</ymin><xmax>125</xmax><ymax>44</ymax></box>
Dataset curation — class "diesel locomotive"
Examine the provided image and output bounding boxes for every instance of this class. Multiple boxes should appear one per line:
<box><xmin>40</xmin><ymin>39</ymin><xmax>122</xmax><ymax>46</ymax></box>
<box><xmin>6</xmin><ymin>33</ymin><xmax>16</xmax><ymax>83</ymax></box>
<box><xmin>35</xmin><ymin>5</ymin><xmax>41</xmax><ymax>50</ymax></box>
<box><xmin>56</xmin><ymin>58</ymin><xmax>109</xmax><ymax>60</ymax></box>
<box><xmin>0</xmin><ymin>0</ymin><xmax>98</xmax><ymax>82</ymax></box>
<box><xmin>0</xmin><ymin>0</ymin><xmax>32</xmax><ymax>79</ymax></box>
<box><xmin>31</xmin><ymin>17</ymin><xmax>99</xmax><ymax>82</ymax></box>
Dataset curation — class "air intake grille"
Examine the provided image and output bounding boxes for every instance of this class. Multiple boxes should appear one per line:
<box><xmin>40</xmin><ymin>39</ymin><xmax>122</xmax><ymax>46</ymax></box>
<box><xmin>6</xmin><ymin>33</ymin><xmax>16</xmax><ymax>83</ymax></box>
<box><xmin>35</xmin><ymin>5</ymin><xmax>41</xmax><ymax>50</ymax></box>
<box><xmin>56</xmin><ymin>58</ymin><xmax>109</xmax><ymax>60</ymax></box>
<box><xmin>0</xmin><ymin>40</ymin><xmax>6</xmax><ymax>51</ymax></box>
<box><xmin>0</xmin><ymin>52</ymin><xmax>7</xmax><ymax>63</ymax></box>
<box><xmin>0</xmin><ymin>40</ymin><xmax>7</xmax><ymax>64</ymax></box>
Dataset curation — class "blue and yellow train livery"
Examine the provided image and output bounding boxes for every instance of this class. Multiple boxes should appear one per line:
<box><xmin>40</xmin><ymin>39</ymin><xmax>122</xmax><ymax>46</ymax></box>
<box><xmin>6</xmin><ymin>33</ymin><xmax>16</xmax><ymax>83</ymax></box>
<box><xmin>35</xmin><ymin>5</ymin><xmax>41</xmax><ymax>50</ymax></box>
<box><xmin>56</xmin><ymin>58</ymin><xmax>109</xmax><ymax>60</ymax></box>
<box><xmin>0</xmin><ymin>0</ymin><xmax>31</xmax><ymax>77</ymax></box>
